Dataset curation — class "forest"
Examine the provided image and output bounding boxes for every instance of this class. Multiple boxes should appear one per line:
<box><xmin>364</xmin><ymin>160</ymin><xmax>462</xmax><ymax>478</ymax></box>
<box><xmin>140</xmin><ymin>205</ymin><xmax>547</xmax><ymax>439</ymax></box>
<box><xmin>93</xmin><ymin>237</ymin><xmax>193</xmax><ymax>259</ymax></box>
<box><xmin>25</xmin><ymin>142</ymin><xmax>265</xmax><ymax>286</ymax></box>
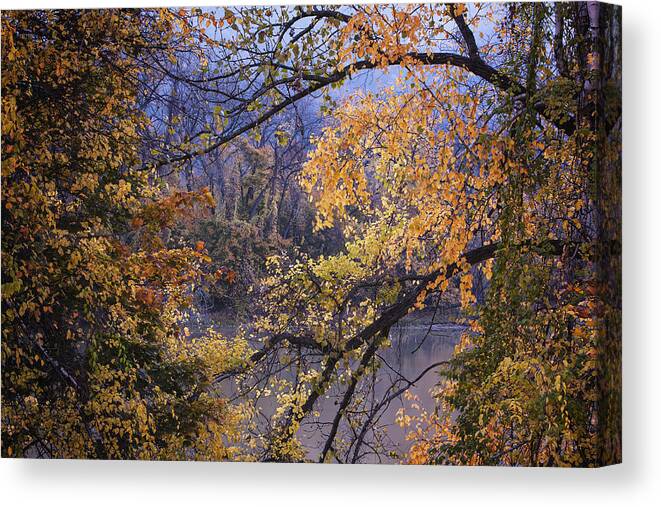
<box><xmin>1</xmin><ymin>2</ymin><xmax>621</xmax><ymax>465</ymax></box>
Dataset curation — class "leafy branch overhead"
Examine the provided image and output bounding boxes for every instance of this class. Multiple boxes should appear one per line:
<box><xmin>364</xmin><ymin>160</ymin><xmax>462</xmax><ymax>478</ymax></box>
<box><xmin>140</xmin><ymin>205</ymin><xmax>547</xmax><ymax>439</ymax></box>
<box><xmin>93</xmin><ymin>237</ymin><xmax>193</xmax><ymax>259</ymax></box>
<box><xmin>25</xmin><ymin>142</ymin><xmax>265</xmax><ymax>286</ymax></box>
<box><xmin>2</xmin><ymin>3</ymin><xmax>620</xmax><ymax>465</ymax></box>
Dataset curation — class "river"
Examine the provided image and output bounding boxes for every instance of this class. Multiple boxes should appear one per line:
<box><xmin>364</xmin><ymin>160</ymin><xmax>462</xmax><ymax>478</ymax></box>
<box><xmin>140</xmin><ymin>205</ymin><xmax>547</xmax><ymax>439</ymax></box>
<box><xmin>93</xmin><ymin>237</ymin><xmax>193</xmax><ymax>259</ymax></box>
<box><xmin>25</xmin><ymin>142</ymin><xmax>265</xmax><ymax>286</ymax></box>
<box><xmin>193</xmin><ymin>310</ymin><xmax>464</xmax><ymax>463</ymax></box>
<box><xmin>299</xmin><ymin>318</ymin><xmax>465</xmax><ymax>463</ymax></box>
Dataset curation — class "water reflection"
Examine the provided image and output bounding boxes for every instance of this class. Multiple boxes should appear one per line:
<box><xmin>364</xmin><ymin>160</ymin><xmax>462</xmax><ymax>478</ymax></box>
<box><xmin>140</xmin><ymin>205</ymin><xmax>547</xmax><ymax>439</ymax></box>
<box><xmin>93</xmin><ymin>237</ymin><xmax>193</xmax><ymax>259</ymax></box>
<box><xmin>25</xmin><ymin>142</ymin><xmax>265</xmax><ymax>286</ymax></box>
<box><xmin>203</xmin><ymin>311</ymin><xmax>465</xmax><ymax>463</ymax></box>
<box><xmin>301</xmin><ymin>320</ymin><xmax>465</xmax><ymax>463</ymax></box>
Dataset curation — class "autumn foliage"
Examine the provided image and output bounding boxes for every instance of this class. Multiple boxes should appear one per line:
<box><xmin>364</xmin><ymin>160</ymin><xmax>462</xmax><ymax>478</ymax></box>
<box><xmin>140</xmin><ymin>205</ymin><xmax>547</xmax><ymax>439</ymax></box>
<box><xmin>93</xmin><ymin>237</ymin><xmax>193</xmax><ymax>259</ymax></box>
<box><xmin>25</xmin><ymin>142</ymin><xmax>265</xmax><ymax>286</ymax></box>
<box><xmin>1</xmin><ymin>9</ymin><xmax>250</xmax><ymax>459</ymax></box>
<box><xmin>2</xmin><ymin>4</ymin><xmax>620</xmax><ymax>465</ymax></box>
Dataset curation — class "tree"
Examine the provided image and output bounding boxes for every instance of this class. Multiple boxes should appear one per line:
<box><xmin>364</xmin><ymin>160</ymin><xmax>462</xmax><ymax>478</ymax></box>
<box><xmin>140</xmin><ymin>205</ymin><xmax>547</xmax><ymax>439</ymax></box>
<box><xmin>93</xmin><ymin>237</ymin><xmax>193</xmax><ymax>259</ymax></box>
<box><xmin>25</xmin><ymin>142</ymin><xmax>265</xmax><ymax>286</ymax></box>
<box><xmin>217</xmin><ymin>2</ymin><xmax>620</xmax><ymax>465</ymax></box>
<box><xmin>1</xmin><ymin>9</ymin><xmax>251</xmax><ymax>459</ymax></box>
<box><xmin>2</xmin><ymin>3</ymin><xmax>621</xmax><ymax>465</ymax></box>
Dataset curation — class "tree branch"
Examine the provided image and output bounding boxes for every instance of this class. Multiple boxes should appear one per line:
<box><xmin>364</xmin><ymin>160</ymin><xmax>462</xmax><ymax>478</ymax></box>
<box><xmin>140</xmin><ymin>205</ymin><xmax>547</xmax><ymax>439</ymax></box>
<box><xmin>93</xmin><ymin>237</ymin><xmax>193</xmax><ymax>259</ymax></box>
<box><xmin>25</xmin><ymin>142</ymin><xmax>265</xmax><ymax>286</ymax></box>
<box><xmin>214</xmin><ymin>238</ymin><xmax>584</xmax><ymax>385</ymax></box>
<box><xmin>147</xmin><ymin>45</ymin><xmax>577</xmax><ymax>173</ymax></box>
<box><xmin>448</xmin><ymin>3</ymin><xmax>480</xmax><ymax>60</ymax></box>
<box><xmin>318</xmin><ymin>329</ymin><xmax>386</xmax><ymax>462</ymax></box>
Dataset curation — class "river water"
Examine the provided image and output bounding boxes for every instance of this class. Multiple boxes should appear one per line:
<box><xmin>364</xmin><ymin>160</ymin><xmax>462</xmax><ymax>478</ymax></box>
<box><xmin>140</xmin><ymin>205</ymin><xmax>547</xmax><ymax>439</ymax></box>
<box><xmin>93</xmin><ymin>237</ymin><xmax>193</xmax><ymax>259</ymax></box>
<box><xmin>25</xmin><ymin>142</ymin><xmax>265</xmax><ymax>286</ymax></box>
<box><xmin>299</xmin><ymin>318</ymin><xmax>465</xmax><ymax>463</ymax></box>
<box><xmin>195</xmin><ymin>310</ymin><xmax>465</xmax><ymax>463</ymax></box>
